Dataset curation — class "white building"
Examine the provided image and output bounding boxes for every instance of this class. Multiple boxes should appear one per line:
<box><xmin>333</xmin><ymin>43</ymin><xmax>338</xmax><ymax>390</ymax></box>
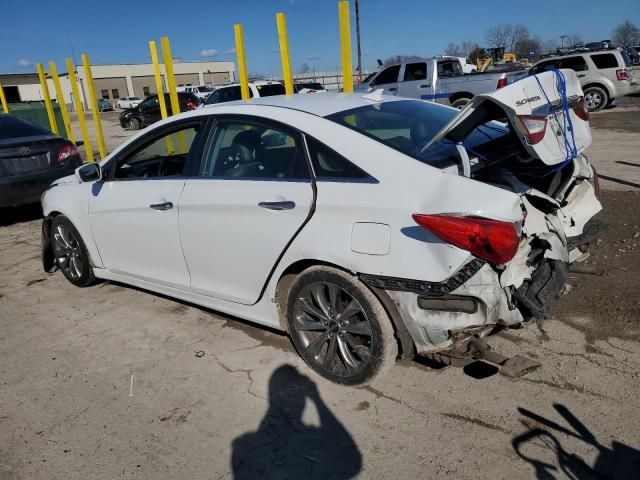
<box><xmin>0</xmin><ymin>60</ymin><xmax>235</xmax><ymax>111</ymax></box>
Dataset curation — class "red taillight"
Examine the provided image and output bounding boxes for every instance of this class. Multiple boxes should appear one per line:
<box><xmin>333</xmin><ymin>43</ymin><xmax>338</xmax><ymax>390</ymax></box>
<box><xmin>57</xmin><ymin>144</ymin><xmax>80</xmax><ymax>164</ymax></box>
<box><xmin>412</xmin><ymin>214</ymin><xmax>520</xmax><ymax>265</ymax></box>
<box><xmin>496</xmin><ymin>78</ymin><xmax>508</xmax><ymax>89</ymax></box>
<box><xmin>572</xmin><ymin>97</ymin><xmax>589</xmax><ymax>121</ymax></box>
<box><xmin>616</xmin><ymin>69</ymin><xmax>629</xmax><ymax>81</ymax></box>
<box><xmin>186</xmin><ymin>99</ymin><xmax>198</xmax><ymax>110</ymax></box>
<box><xmin>515</xmin><ymin>115</ymin><xmax>547</xmax><ymax>145</ymax></box>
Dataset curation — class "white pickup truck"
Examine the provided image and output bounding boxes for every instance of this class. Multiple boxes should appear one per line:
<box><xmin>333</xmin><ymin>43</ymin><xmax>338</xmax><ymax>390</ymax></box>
<box><xmin>356</xmin><ymin>56</ymin><xmax>528</xmax><ymax>108</ymax></box>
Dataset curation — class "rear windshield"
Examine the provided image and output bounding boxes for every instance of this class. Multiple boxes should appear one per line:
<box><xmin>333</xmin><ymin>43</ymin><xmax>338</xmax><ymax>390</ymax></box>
<box><xmin>0</xmin><ymin>115</ymin><xmax>52</xmax><ymax>140</ymax></box>
<box><xmin>256</xmin><ymin>83</ymin><xmax>286</xmax><ymax>97</ymax></box>
<box><xmin>197</xmin><ymin>86</ymin><xmax>213</xmax><ymax>92</ymax></box>
<box><xmin>325</xmin><ymin>100</ymin><xmax>509</xmax><ymax>168</ymax></box>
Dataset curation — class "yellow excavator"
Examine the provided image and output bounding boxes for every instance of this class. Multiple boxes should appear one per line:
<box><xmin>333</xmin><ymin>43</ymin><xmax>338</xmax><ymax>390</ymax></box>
<box><xmin>476</xmin><ymin>48</ymin><xmax>528</xmax><ymax>72</ymax></box>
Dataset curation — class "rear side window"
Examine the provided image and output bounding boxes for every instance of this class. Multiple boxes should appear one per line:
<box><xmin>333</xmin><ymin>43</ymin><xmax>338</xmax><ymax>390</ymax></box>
<box><xmin>560</xmin><ymin>56</ymin><xmax>588</xmax><ymax>72</ymax></box>
<box><xmin>0</xmin><ymin>115</ymin><xmax>51</xmax><ymax>139</ymax></box>
<box><xmin>590</xmin><ymin>53</ymin><xmax>619</xmax><ymax>69</ymax></box>
<box><xmin>437</xmin><ymin>61</ymin><xmax>462</xmax><ymax>78</ymax></box>
<box><xmin>403</xmin><ymin>63</ymin><xmax>427</xmax><ymax>81</ymax></box>
<box><xmin>372</xmin><ymin>65</ymin><xmax>400</xmax><ymax>85</ymax></box>
<box><xmin>620</xmin><ymin>50</ymin><xmax>632</xmax><ymax>67</ymax></box>
<box><xmin>305</xmin><ymin>137</ymin><xmax>370</xmax><ymax>180</ymax></box>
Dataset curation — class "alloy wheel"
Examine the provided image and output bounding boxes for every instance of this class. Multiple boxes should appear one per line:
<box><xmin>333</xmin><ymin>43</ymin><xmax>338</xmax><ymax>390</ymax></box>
<box><xmin>292</xmin><ymin>281</ymin><xmax>374</xmax><ymax>378</ymax></box>
<box><xmin>52</xmin><ymin>224</ymin><xmax>84</xmax><ymax>280</ymax></box>
<box><xmin>585</xmin><ymin>91</ymin><xmax>601</xmax><ymax>110</ymax></box>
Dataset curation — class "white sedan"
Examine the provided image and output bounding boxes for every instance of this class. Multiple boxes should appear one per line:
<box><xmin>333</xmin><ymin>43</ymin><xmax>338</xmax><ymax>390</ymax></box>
<box><xmin>116</xmin><ymin>96</ymin><xmax>142</xmax><ymax>109</ymax></box>
<box><xmin>41</xmin><ymin>70</ymin><xmax>602</xmax><ymax>385</ymax></box>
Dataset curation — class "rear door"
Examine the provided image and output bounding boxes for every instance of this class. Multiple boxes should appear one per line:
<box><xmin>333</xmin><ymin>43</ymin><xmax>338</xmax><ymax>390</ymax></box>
<box><xmin>178</xmin><ymin>116</ymin><xmax>314</xmax><ymax>304</ymax></box>
<box><xmin>397</xmin><ymin>62</ymin><xmax>433</xmax><ymax>100</ymax></box>
<box><xmin>559</xmin><ymin>56</ymin><xmax>590</xmax><ymax>85</ymax></box>
<box><xmin>369</xmin><ymin>65</ymin><xmax>401</xmax><ymax>95</ymax></box>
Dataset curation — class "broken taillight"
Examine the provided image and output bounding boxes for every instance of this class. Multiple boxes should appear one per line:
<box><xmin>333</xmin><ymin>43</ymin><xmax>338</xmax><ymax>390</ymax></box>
<box><xmin>515</xmin><ymin>115</ymin><xmax>547</xmax><ymax>145</ymax></box>
<box><xmin>412</xmin><ymin>214</ymin><xmax>520</xmax><ymax>265</ymax></box>
<box><xmin>573</xmin><ymin>98</ymin><xmax>589</xmax><ymax>121</ymax></box>
<box><xmin>496</xmin><ymin>78</ymin><xmax>508</xmax><ymax>89</ymax></box>
<box><xmin>616</xmin><ymin>69</ymin><xmax>629</xmax><ymax>81</ymax></box>
<box><xmin>57</xmin><ymin>144</ymin><xmax>80</xmax><ymax>164</ymax></box>
<box><xmin>591</xmin><ymin>165</ymin><xmax>602</xmax><ymax>201</ymax></box>
<box><xmin>186</xmin><ymin>99</ymin><xmax>198</xmax><ymax>110</ymax></box>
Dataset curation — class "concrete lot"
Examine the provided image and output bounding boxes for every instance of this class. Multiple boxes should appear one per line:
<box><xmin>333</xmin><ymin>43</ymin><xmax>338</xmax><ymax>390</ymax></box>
<box><xmin>1</xmin><ymin>98</ymin><xmax>640</xmax><ymax>479</ymax></box>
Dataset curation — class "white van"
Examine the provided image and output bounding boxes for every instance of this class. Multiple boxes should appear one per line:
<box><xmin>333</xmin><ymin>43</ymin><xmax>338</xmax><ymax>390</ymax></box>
<box><xmin>176</xmin><ymin>85</ymin><xmax>214</xmax><ymax>100</ymax></box>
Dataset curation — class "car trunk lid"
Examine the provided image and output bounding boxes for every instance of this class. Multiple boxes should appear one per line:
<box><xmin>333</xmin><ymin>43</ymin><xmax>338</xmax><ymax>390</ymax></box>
<box><xmin>0</xmin><ymin>135</ymin><xmax>61</xmax><ymax>177</ymax></box>
<box><xmin>422</xmin><ymin>69</ymin><xmax>591</xmax><ymax>167</ymax></box>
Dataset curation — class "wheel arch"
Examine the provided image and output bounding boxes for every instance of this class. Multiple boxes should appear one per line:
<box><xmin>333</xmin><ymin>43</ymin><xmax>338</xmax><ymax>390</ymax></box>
<box><xmin>582</xmin><ymin>82</ymin><xmax>612</xmax><ymax>99</ymax></box>
<box><xmin>449</xmin><ymin>91</ymin><xmax>474</xmax><ymax>103</ymax></box>
<box><xmin>273</xmin><ymin>258</ymin><xmax>416</xmax><ymax>359</ymax></box>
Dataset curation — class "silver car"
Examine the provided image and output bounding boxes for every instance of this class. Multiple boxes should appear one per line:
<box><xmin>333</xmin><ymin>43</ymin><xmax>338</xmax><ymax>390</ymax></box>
<box><xmin>530</xmin><ymin>48</ymin><xmax>637</xmax><ymax>111</ymax></box>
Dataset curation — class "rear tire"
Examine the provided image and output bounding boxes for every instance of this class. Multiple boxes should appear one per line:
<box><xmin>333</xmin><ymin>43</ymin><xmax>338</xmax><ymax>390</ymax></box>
<box><xmin>286</xmin><ymin>266</ymin><xmax>397</xmax><ymax>386</ymax></box>
<box><xmin>50</xmin><ymin>215</ymin><xmax>96</xmax><ymax>288</ymax></box>
<box><xmin>584</xmin><ymin>86</ymin><xmax>608</xmax><ymax>112</ymax></box>
<box><xmin>451</xmin><ymin>97</ymin><xmax>471</xmax><ymax>109</ymax></box>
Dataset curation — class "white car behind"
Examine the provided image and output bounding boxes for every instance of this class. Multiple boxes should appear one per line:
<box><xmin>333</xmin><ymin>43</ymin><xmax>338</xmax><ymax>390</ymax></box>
<box><xmin>41</xmin><ymin>70</ymin><xmax>602</xmax><ymax>385</ymax></box>
<box><xmin>116</xmin><ymin>96</ymin><xmax>142</xmax><ymax>109</ymax></box>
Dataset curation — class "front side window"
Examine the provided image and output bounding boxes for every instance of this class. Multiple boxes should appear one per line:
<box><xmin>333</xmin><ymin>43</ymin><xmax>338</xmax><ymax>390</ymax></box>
<box><xmin>201</xmin><ymin>120</ymin><xmax>309</xmax><ymax>180</ymax></box>
<box><xmin>530</xmin><ymin>60</ymin><xmax>558</xmax><ymax>75</ymax></box>
<box><xmin>112</xmin><ymin>124</ymin><xmax>200</xmax><ymax>179</ymax></box>
<box><xmin>590</xmin><ymin>53</ymin><xmax>618</xmax><ymax>69</ymax></box>
<box><xmin>403</xmin><ymin>63</ymin><xmax>427</xmax><ymax>81</ymax></box>
<box><xmin>372</xmin><ymin>65</ymin><xmax>400</xmax><ymax>85</ymax></box>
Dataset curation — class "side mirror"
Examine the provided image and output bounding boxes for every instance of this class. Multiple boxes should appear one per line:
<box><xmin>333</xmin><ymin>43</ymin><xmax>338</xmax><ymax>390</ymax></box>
<box><xmin>75</xmin><ymin>163</ymin><xmax>102</xmax><ymax>183</ymax></box>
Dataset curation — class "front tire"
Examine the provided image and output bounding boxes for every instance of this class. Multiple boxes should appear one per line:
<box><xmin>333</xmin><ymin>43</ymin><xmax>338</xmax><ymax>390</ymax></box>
<box><xmin>286</xmin><ymin>266</ymin><xmax>397</xmax><ymax>386</ymax></box>
<box><xmin>451</xmin><ymin>97</ymin><xmax>471</xmax><ymax>109</ymax></box>
<box><xmin>127</xmin><ymin>118</ymin><xmax>140</xmax><ymax>130</ymax></box>
<box><xmin>50</xmin><ymin>215</ymin><xmax>96</xmax><ymax>287</ymax></box>
<box><xmin>584</xmin><ymin>86</ymin><xmax>608</xmax><ymax>112</ymax></box>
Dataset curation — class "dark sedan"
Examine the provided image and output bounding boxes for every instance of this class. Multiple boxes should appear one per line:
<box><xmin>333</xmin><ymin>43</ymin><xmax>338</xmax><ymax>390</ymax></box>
<box><xmin>119</xmin><ymin>92</ymin><xmax>201</xmax><ymax>130</ymax></box>
<box><xmin>0</xmin><ymin>114</ymin><xmax>83</xmax><ymax>208</ymax></box>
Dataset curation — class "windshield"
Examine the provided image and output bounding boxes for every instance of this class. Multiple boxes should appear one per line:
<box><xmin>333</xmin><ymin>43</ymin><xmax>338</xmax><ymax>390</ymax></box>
<box><xmin>325</xmin><ymin>100</ymin><xmax>509</xmax><ymax>168</ymax></box>
<box><xmin>256</xmin><ymin>83</ymin><xmax>286</xmax><ymax>96</ymax></box>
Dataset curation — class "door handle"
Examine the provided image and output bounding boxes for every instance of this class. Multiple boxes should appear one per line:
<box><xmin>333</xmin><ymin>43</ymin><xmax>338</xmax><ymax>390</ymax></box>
<box><xmin>387</xmin><ymin>87</ymin><xmax>397</xmax><ymax>92</ymax></box>
<box><xmin>150</xmin><ymin>201</ymin><xmax>173</xmax><ymax>211</ymax></box>
<box><xmin>577</xmin><ymin>74</ymin><xmax>586</xmax><ymax>78</ymax></box>
<box><xmin>258</xmin><ymin>200</ymin><xmax>296</xmax><ymax>211</ymax></box>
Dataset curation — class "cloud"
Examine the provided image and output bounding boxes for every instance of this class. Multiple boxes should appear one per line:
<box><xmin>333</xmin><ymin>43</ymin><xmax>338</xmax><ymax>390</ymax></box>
<box><xmin>18</xmin><ymin>58</ymin><xmax>32</xmax><ymax>67</ymax></box>
<box><xmin>199</xmin><ymin>49</ymin><xmax>219</xmax><ymax>58</ymax></box>
<box><xmin>223</xmin><ymin>48</ymin><xmax>236</xmax><ymax>55</ymax></box>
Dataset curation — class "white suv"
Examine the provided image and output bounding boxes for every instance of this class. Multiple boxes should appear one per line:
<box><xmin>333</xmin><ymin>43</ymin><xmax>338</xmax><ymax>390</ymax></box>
<box><xmin>204</xmin><ymin>81</ymin><xmax>285</xmax><ymax>105</ymax></box>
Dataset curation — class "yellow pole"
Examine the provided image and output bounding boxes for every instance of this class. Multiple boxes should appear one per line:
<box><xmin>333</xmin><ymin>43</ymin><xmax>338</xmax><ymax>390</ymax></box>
<box><xmin>160</xmin><ymin>36</ymin><xmax>180</xmax><ymax>116</ymax></box>
<box><xmin>49</xmin><ymin>61</ymin><xmax>75</xmax><ymax>142</ymax></box>
<box><xmin>276</xmin><ymin>13</ymin><xmax>294</xmax><ymax>96</ymax></box>
<box><xmin>234</xmin><ymin>24</ymin><xmax>250</xmax><ymax>100</ymax></box>
<box><xmin>338</xmin><ymin>0</ymin><xmax>354</xmax><ymax>93</ymax></box>
<box><xmin>81</xmin><ymin>54</ymin><xmax>106</xmax><ymax>159</ymax></box>
<box><xmin>66</xmin><ymin>58</ymin><xmax>93</xmax><ymax>162</ymax></box>
<box><xmin>36</xmin><ymin>63</ymin><xmax>58</xmax><ymax>134</ymax></box>
<box><xmin>150</xmin><ymin>40</ymin><xmax>174</xmax><ymax>154</ymax></box>
<box><xmin>0</xmin><ymin>83</ymin><xmax>8</xmax><ymax>113</ymax></box>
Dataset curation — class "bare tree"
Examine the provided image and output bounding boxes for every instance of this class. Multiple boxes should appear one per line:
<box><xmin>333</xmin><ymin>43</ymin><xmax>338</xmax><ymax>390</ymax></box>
<box><xmin>444</xmin><ymin>42</ymin><xmax>463</xmax><ymax>57</ymax></box>
<box><xmin>613</xmin><ymin>20</ymin><xmax>640</xmax><ymax>47</ymax></box>
<box><xmin>541</xmin><ymin>38</ymin><xmax>559</xmax><ymax>54</ymax></box>
<box><xmin>510</xmin><ymin>24</ymin><xmax>530</xmax><ymax>52</ymax></box>
<box><xmin>485</xmin><ymin>24</ymin><xmax>513</xmax><ymax>50</ymax></box>
<box><xmin>460</xmin><ymin>40</ymin><xmax>479</xmax><ymax>57</ymax></box>
<box><xmin>515</xmin><ymin>36</ymin><xmax>542</xmax><ymax>60</ymax></box>
<box><xmin>298</xmin><ymin>62</ymin><xmax>311</xmax><ymax>74</ymax></box>
<box><xmin>383</xmin><ymin>55</ymin><xmax>424</xmax><ymax>66</ymax></box>
<box><xmin>566</xmin><ymin>33</ymin><xmax>584</xmax><ymax>48</ymax></box>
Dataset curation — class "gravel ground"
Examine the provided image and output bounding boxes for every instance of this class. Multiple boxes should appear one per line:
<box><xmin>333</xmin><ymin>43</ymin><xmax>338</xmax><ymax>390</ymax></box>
<box><xmin>1</xmin><ymin>98</ymin><xmax>639</xmax><ymax>480</ymax></box>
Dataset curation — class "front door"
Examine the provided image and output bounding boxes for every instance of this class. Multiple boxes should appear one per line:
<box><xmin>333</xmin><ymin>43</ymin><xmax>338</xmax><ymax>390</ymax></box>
<box><xmin>179</xmin><ymin>117</ymin><xmax>314</xmax><ymax>304</ymax></box>
<box><xmin>397</xmin><ymin>61</ymin><xmax>433</xmax><ymax>100</ymax></box>
<box><xmin>369</xmin><ymin>65</ymin><xmax>401</xmax><ymax>95</ymax></box>
<box><xmin>89</xmin><ymin>120</ymin><xmax>204</xmax><ymax>289</ymax></box>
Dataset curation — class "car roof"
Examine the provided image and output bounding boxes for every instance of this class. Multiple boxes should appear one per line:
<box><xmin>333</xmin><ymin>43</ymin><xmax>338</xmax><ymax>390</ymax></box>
<box><xmin>201</xmin><ymin>91</ymin><xmax>405</xmax><ymax>117</ymax></box>
<box><xmin>214</xmin><ymin>80</ymin><xmax>283</xmax><ymax>89</ymax></box>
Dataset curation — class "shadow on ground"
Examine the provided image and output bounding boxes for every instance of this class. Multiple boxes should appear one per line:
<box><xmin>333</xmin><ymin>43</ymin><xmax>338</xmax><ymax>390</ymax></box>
<box><xmin>513</xmin><ymin>403</ymin><xmax>640</xmax><ymax>479</ymax></box>
<box><xmin>0</xmin><ymin>203</ymin><xmax>42</xmax><ymax>227</ymax></box>
<box><xmin>231</xmin><ymin>364</ymin><xmax>362</xmax><ymax>479</ymax></box>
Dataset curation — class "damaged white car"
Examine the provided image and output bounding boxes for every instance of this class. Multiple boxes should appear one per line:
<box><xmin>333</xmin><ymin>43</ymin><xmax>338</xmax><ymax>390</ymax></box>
<box><xmin>41</xmin><ymin>69</ymin><xmax>602</xmax><ymax>385</ymax></box>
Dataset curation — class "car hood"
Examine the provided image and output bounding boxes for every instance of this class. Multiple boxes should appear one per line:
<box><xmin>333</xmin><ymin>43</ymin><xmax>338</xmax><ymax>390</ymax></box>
<box><xmin>50</xmin><ymin>174</ymin><xmax>78</xmax><ymax>187</ymax></box>
<box><xmin>422</xmin><ymin>69</ymin><xmax>591</xmax><ymax>166</ymax></box>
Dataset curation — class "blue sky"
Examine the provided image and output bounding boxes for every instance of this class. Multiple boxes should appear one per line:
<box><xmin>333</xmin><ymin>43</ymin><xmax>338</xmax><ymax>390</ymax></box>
<box><xmin>0</xmin><ymin>0</ymin><xmax>635</xmax><ymax>75</ymax></box>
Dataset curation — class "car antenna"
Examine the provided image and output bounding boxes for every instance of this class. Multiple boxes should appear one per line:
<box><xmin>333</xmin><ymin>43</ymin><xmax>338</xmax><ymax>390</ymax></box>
<box><xmin>361</xmin><ymin>89</ymin><xmax>384</xmax><ymax>102</ymax></box>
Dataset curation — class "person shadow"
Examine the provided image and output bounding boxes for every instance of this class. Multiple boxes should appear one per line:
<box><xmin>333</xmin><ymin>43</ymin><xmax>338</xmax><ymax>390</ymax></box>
<box><xmin>231</xmin><ymin>364</ymin><xmax>362</xmax><ymax>480</ymax></box>
<box><xmin>512</xmin><ymin>403</ymin><xmax>640</xmax><ymax>479</ymax></box>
